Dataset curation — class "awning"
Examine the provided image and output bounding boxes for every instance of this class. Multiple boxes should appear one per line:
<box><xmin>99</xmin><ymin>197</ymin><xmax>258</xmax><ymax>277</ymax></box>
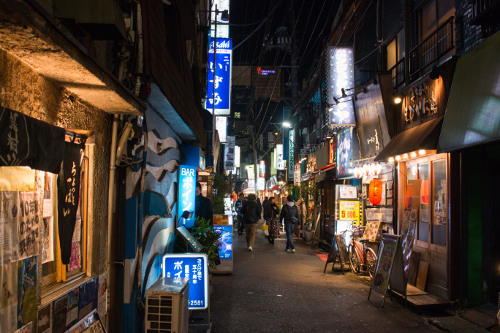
<box><xmin>438</xmin><ymin>31</ymin><xmax>500</xmax><ymax>152</ymax></box>
<box><xmin>375</xmin><ymin>117</ymin><xmax>443</xmax><ymax>162</ymax></box>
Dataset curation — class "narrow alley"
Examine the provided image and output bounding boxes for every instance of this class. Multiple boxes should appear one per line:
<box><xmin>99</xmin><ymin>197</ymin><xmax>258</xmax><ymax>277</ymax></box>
<box><xmin>209</xmin><ymin>229</ymin><xmax>483</xmax><ymax>332</ymax></box>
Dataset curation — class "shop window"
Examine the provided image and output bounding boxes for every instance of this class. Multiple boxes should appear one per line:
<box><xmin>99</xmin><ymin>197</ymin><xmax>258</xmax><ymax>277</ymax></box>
<box><xmin>432</xmin><ymin>160</ymin><xmax>447</xmax><ymax>246</ymax></box>
<box><xmin>418</xmin><ymin>163</ymin><xmax>430</xmax><ymax>242</ymax></box>
<box><xmin>41</xmin><ymin>136</ymin><xmax>92</xmax><ymax>295</ymax></box>
<box><xmin>405</xmin><ymin>155</ymin><xmax>448</xmax><ymax>248</ymax></box>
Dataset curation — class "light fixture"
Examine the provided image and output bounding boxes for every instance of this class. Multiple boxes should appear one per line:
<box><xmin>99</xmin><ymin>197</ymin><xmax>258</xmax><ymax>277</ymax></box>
<box><xmin>418</xmin><ymin>149</ymin><xmax>426</xmax><ymax>156</ymax></box>
<box><xmin>341</xmin><ymin>88</ymin><xmax>348</xmax><ymax>98</ymax></box>
<box><xmin>410</xmin><ymin>151</ymin><xmax>417</xmax><ymax>158</ymax></box>
<box><xmin>394</xmin><ymin>97</ymin><xmax>402</xmax><ymax>104</ymax></box>
<box><xmin>388</xmin><ymin>157</ymin><xmax>395</xmax><ymax>163</ymax></box>
<box><xmin>395</xmin><ymin>155</ymin><xmax>401</xmax><ymax>161</ymax></box>
<box><xmin>333</xmin><ymin>97</ymin><xmax>340</xmax><ymax>104</ymax></box>
<box><xmin>430</xmin><ymin>65</ymin><xmax>440</xmax><ymax>80</ymax></box>
<box><xmin>403</xmin><ymin>153</ymin><xmax>409</xmax><ymax>159</ymax></box>
<box><xmin>282</xmin><ymin>121</ymin><xmax>292</xmax><ymax>128</ymax></box>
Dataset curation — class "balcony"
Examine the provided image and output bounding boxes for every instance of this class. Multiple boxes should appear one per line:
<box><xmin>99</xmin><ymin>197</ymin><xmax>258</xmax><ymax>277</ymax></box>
<box><xmin>471</xmin><ymin>0</ymin><xmax>500</xmax><ymax>26</ymax></box>
<box><xmin>409</xmin><ymin>17</ymin><xmax>455</xmax><ymax>80</ymax></box>
<box><xmin>390</xmin><ymin>17</ymin><xmax>455</xmax><ymax>89</ymax></box>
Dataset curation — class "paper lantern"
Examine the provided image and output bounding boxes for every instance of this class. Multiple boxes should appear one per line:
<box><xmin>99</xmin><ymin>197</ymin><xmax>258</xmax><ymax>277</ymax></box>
<box><xmin>369</xmin><ymin>179</ymin><xmax>383</xmax><ymax>205</ymax></box>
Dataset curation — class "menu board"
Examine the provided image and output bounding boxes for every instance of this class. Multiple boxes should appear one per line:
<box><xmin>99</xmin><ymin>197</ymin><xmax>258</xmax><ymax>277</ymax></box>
<box><xmin>369</xmin><ymin>234</ymin><xmax>406</xmax><ymax>307</ymax></box>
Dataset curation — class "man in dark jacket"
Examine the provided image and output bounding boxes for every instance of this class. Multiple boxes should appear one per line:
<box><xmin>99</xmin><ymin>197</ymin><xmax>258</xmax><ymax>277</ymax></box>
<box><xmin>264</xmin><ymin>197</ymin><xmax>280</xmax><ymax>244</ymax></box>
<box><xmin>195</xmin><ymin>182</ymin><xmax>213</xmax><ymax>226</ymax></box>
<box><xmin>279</xmin><ymin>195</ymin><xmax>299</xmax><ymax>253</ymax></box>
<box><xmin>241</xmin><ymin>194</ymin><xmax>261</xmax><ymax>251</ymax></box>
<box><xmin>234</xmin><ymin>192</ymin><xmax>245</xmax><ymax>235</ymax></box>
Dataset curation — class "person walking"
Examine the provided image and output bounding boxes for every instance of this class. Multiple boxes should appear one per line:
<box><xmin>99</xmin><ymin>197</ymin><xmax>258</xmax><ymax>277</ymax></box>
<box><xmin>241</xmin><ymin>194</ymin><xmax>261</xmax><ymax>251</ymax></box>
<box><xmin>279</xmin><ymin>195</ymin><xmax>299</xmax><ymax>253</ymax></box>
<box><xmin>195</xmin><ymin>182</ymin><xmax>213</xmax><ymax>226</ymax></box>
<box><xmin>264</xmin><ymin>197</ymin><xmax>280</xmax><ymax>244</ymax></box>
<box><xmin>235</xmin><ymin>192</ymin><xmax>245</xmax><ymax>235</ymax></box>
<box><xmin>262</xmin><ymin>197</ymin><xmax>268</xmax><ymax>219</ymax></box>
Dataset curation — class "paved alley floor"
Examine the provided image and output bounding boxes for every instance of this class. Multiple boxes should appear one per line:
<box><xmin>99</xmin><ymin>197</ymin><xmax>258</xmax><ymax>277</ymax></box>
<box><xmin>209</xmin><ymin>228</ymin><xmax>488</xmax><ymax>333</ymax></box>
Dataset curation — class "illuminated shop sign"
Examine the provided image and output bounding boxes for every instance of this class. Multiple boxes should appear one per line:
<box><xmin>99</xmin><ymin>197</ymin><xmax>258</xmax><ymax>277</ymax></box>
<box><xmin>210</xmin><ymin>0</ymin><xmax>229</xmax><ymax>23</ymax></box>
<box><xmin>328</xmin><ymin>47</ymin><xmax>355</xmax><ymax>126</ymax></box>
<box><xmin>206</xmin><ymin>38</ymin><xmax>232</xmax><ymax>116</ymax></box>
<box><xmin>336</xmin><ymin>127</ymin><xmax>354</xmax><ymax>178</ymax></box>
<box><xmin>215</xmin><ymin>116</ymin><xmax>227</xmax><ymax>143</ymax></box>
<box><xmin>257</xmin><ymin>67</ymin><xmax>277</xmax><ymax>76</ymax></box>
<box><xmin>288</xmin><ymin>129</ymin><xmax>294</xmax><ymax>179</ymax></box>
<box><xmin>276</xmin><ymin>144</ymin><xmax>285</xmax><ymax>170</ymax></box>
<box><xmin>163</xmin><ymin>254</ymin><xmax>208</xmax><ymax>309</ymax></box>
<box><xmin>178</xmin><ymin>165</ymin><xmax>196</xmax><ymax>227</ymax></box>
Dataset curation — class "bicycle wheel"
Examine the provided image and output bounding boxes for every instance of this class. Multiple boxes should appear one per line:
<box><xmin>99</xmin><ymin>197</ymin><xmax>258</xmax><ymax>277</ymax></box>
<box><xmin>349</xmin><ymin>245</ymin><xmax>360</xmax><ymax>274</ymax></box>
<box><xmin>365</xmin><ymin>248</ymin><xmax>378</xmax><ymax>278</ymax></box>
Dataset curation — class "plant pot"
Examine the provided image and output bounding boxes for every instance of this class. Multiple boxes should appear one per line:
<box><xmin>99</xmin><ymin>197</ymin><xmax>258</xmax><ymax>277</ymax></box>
<box><xmin>304</xmin><ymin>230</ymin><xmax>313</xmax><ymax>242</ymax></box>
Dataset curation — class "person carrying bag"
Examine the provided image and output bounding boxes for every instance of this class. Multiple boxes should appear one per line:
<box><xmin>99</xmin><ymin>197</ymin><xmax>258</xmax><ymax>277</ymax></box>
<box><xmin>279</xmin><ymin>195</ymin><xmax>299</xmax><ymax>253</ymax></box>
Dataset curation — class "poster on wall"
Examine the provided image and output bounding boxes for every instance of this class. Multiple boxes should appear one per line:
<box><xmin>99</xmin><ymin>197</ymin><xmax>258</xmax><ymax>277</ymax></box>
<box><xmin>97</xmin><ymin>274</ymin><xmax>107</xmax><ymax>319</ymax></box>
<box><xmin>0</xmin><ymin>261</ymin><xmax>18</xmax><ymax>332</ymax></box>
<box><xmin>37</xmin><ymin>303</ymin><xmax>52</xmax><ymax>333</ymax></box>
<box><xmin>17</xmin><ymin>255</ymin><xmax>37</xmax><ymax>328</ymax></box>
<box><xmin>338</xmin><ymin>200</ymin><xmax>360</xmax><ymax>225</ymax></box>
<box><xmin>42</xmin><ymin>172</ymin><xmax>54</xmax><ymax>264</ymax></box>
<box><xmin>68</xmin><ymin>211</ymin><xmax>81</xmax><ymax>272</ymax></box>
<box><xmin>53</xmin><ymin>296</ymin><xmax>68</xmax><ymax>333</ymax></box>
<box><xmin>0</xmin><ymin>191</ymin><xmax>20</xmax><ymax>264</ymax></box>
<box><xmin>18</xmin><ymin>192</ymin><xmax>39</xmax><ymax>260</ymax></box>
<box><xmin>65</xmin><ymin>288</ymin><xmax>79</xmax><ymax>329</ymax></box>
<box><xmin>78</xmin><ymin>278</ymin><xmax>98</xmax><ymax>320</ymax></box>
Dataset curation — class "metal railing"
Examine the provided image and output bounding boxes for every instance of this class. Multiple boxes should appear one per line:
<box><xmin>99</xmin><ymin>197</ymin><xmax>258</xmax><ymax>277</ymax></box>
<box><xmin>409</xmin><ymin>16</ymin><xmax>455</xmax><ymax>79</ymax></box>
<box><xmin>389</xmin><ymin>57</ymin><xmax>406</xmax><ymax>89</ymax></box>
<box><xmin>472</xmin><ymin>0</ymin><xmax>497</xmax><ymax>20</ymax></box>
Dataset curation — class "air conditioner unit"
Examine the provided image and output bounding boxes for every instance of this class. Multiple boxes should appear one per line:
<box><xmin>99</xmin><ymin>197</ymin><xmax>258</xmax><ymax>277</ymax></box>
<box><xmin>145</xmin><ymin>277</ymin><xmax>189</xmax><ymax>333</ymax></box>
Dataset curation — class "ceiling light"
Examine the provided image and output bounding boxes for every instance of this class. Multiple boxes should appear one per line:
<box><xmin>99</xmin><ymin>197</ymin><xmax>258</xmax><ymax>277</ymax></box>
<box><xmin>418</xmin><ymin>149</ymin><xmax>426</xmax><ymax>156</ymax></box>
<box><xmin>394</xmin><ymin>97</ymin><xmax>402</xmax><ymax>104</ymax></box>
<box><xmin>395</xmin><ymin>155</ymin><xmax>401</xmax><ymax>161</ymax></box>
<box><xmin>403</xmin><ymin>153</ymin><xmax>409</xmax><ymax>159</ymax></box>
<box><xmin>410</xmin><ymin>151</ymin><xmax>417</xmax><ymax>158</ymax></box>
<box><xmin>388</xmin><ymin>157</ymin><xmax>395</xmax><ymax>163</ymax></box>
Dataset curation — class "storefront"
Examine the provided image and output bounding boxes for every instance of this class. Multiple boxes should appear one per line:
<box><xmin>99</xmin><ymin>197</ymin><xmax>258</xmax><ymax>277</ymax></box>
<box><xmin>375</xmin><ymin>59</ymin><xmax>455</xmax><ymax>300</ymax></box>
<box><xmin>437</xmin><ymin>31</ymin><xmax>500</xmax><ymax>306</ymax></box>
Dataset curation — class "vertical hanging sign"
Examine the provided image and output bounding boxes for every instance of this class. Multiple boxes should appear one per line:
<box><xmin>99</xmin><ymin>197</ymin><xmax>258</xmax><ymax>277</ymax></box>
<box><xmin>206</xmin><ymin>38</ymin><xmax>232</xmax><ymax>116</ymax></box>
<box><xmin>328</xmin><ymin>47</ymin><xmax>355</xmax><ymax>126</ymax></box>
<box><xmin>224</xmin><ymin>136</ymin><xmax>235</xmax><ymax>170</ymax></box>
<box><xmin>178</xmin><ymin>165</ymin><xmax>196</xmax><ymax>228</ymax></box>
<box><xmin>288</xmin><ymin>129</ymin><xmax>294</xmax><ymax>179</ymax></box>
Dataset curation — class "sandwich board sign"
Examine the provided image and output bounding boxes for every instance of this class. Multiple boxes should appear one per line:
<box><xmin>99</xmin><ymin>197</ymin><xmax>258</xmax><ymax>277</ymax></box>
<box><xmin>368</xmin><ymin>234</ymin><xmax>407</xmax><ymax>307</ymax></box>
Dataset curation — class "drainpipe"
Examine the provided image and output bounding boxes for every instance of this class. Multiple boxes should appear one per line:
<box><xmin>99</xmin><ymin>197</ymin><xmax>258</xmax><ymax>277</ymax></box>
<box><xmin>107</xmin><ymin>114</ymin><xmax>119</xmax><ymax>326</ymax></box>
<box><xmin>135</xmin><ymin>0</ymin><xmax>144</xmax><ymax>96</ymax></box>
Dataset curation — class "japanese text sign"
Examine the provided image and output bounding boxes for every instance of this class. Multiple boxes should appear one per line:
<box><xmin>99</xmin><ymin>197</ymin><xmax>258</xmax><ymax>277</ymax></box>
<box><xmin>206</xmin><ymin>38</ymin><xmax>232</xmax><ymax>115</ymax></box>
<box><xmin>178</xmin><ymin>165</ymin><xmax>196</xmax><ymax>228</ymax></box>
<box><xmin>339</xmin><ymin>200</ymin><xmax>360</xmax><ymax>225</ymax></box>
<box><xmin>163</xmin><ymin>254</ymin><xmax>208</xmax><ymax>310</ymax></box>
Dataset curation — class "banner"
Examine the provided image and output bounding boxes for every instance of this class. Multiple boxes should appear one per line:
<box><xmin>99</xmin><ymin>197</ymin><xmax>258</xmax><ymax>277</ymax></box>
<box><xmin>224</xmin><ymin>136</ymin><xmax>235</xmax><ymax>170</ymax></box>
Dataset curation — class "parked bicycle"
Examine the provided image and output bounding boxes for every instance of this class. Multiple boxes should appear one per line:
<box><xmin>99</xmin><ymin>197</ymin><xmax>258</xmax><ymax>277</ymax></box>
<box><xmin>347</xmin><ymin>226</ymin><xmax>378</xmax><ymax>278</ymax></box>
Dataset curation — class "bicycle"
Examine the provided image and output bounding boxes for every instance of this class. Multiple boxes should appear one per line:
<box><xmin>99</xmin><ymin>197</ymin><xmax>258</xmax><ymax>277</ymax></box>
<box><xmin>348</xmin><ymin>226</ymin><xmax>378</xmax><ymax>278</ymax></box>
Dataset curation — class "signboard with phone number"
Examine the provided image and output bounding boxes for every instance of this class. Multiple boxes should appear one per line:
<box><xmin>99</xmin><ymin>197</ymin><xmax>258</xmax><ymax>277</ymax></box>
<box><xmin>162</xmin><ymin>254</ymin><xmax>208</xmax><ymax>310</ymax></box>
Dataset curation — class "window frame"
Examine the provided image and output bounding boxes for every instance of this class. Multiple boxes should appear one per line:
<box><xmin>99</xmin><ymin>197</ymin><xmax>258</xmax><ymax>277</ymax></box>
<box><xmin>41</xmin><ymin>135</ymin><xmax>94</xmax><ymax>300</ymax></box>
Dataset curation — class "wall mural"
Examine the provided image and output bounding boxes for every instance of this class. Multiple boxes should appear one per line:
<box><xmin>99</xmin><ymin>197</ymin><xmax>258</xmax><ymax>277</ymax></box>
<box><xmin>122</xmin><ymin>109</ymin><xmax>181</xmax><ymax>332</ymax></box>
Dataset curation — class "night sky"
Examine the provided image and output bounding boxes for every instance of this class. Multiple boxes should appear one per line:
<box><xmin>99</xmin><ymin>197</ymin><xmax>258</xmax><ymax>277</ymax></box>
<box><xmin>230</xmin><ymin>0</ymin><xmax>339</xmax><ymax>81</ymax></box>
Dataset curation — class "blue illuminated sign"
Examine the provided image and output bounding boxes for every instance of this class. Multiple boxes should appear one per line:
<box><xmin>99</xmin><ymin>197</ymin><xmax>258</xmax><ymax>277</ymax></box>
<box><xmin>214</xmin><ymin>225</ymin><xmax>232</xmax><ymax>259</ymax></box>
<box><xmin>206</xmin><ymin>38</ymin><xmax>232</xmax><ymax>116</ymax></box>
<box><xmin>163</xmin><ymin>254</ymin><xmax>208</xmax><ymax>310</ymax></box>
<box><xmin>178</xmin><ymin>165</ymin><xmax>196</xmax><ymax>228</ymax></box>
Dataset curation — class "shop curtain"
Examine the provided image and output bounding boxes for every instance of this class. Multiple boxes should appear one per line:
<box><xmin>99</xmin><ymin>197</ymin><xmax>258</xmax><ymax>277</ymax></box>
<box><xmin>57</xmin><ymin>133</ymin><xmax>86</xmax><ymax>265</ymax></box>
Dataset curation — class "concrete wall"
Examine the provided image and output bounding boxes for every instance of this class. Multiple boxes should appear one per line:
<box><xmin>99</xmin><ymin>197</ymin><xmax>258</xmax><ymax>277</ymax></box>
<box><xmin>0</xmin><ymin>48</ymin><xmax>112</xmax><ymax>276</ymax></box>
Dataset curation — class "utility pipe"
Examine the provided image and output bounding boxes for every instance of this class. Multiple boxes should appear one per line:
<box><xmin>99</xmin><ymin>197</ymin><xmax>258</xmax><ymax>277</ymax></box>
<box><xmin>107</xmin><ymin>114</ymin><xmax>119</xmax><ymax>324</ymax></box>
